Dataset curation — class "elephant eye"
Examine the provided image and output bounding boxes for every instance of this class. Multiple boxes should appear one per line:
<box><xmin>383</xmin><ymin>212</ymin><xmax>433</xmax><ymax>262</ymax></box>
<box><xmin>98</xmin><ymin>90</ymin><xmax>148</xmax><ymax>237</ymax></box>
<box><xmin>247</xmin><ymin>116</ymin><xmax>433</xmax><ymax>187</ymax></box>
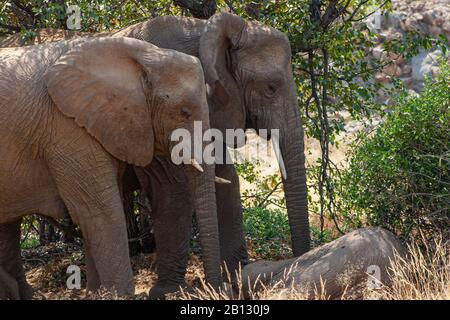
<box><xmin>265</xmin><ymin>83</ymin><xmax>278</xmax><ymax>97</ymax></box>
<box><xmin>180</xmin><ymin>107</ymin><xmax>192</xmax><ymax>119</ymax></box>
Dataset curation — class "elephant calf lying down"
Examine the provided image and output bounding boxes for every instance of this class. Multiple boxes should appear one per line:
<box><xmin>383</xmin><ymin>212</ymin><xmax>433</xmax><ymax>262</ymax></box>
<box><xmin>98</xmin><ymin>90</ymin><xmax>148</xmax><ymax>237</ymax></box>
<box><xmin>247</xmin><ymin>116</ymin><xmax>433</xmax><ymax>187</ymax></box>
<box><xmin>241</xmin><ymin>227</ymin><xmax>405</xmax><ymax>299</ymax></box>
<box><xmin>0</xmin><ymin>36</ymin><xmax>223</xmax><ymax>298</ymax></box>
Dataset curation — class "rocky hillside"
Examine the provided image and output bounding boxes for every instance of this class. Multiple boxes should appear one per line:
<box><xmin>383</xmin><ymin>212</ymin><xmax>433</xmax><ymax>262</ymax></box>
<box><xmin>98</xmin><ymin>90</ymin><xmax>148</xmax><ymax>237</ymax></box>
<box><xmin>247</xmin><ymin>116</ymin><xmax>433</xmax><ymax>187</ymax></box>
<box><xmin>367</xmin><ymin>0</ymin><xmax>450</xmax><ymax>97</ymax></box>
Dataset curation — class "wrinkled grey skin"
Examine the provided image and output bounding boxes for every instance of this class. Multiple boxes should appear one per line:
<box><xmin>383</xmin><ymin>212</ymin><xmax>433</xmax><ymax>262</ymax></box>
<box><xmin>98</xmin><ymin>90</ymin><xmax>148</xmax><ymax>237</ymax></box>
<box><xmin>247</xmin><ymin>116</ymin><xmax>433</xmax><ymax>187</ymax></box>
<box><xmin>0</xmin><ymin>37</ymin><xmax>221</xmax><ymax>299</ymax></box>
<box><xmin>114</xmin><ymin>12</ymin><xmax>310</xmax><ymax>295</ymax></box>
<box><xmin>241</xmin><ymin>228</ymin><xmax>405</xmax><ymax>299</ymax></box>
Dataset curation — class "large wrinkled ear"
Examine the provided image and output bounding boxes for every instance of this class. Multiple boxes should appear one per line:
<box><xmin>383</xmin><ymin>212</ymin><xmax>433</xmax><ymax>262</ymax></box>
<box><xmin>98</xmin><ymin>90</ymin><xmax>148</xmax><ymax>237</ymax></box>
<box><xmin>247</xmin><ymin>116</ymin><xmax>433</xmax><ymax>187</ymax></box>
<box><xmin>44</xmin><ymin>38</ymin><xmax>155</xmax><ymax>167</ymax></box>
<box><xmin>199</xmin><ymin>12</ymin><xmax>247</xmax><ymax>135</ymax></box>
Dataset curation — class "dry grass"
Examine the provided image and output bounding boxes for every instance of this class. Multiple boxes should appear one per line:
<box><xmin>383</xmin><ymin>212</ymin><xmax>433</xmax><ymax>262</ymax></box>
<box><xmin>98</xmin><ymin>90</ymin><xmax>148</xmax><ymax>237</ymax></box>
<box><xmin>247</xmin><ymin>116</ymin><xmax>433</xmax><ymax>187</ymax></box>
<box><xmin>375</xmin><ymin>238</ymin><xmax>450</xmax><ymax>300</ymax></box>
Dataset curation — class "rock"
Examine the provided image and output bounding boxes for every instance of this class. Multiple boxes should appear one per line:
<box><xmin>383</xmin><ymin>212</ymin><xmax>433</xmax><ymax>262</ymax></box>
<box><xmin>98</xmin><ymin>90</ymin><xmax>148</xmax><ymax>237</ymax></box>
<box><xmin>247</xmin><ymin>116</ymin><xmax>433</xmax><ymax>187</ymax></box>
<box><xmin>385</xmin><ymin>30</ymin><xmax>403</xmax><ymax>41</ymax></box>
<box><xmin>407</xmin><ymin>89</ymin><xmax>419</xmax><ymax>97</ymax></box>
<box><xmin>401</xmin><ymin>77</ymin><xmax>413</xmax><ymax>87</ymax></box>
<box><xmin>434</xmin><ymin>17</ymin><xmax>445</xmax><ymax>27</ymax></box>
<box><xmin>372</xmin><ymin>46</ymin><xmax>384</xmax><ymax>60</ymax></box>
<box><xmin>431</xmin><ymin>66</ymin><xmax>441</xmax><ymax>77</ymax></box>
<box><xmin>411</xmin><ymin>2</ymin><xmax>425</xmax><ymax>12</ymax></box>
<box><xmin>402</xmin><ymin>16</ymin><xmax>428</xmax><ymax>33</ymax></box>
<box><xmin>394</xmin><ymin>55</ymin><xmax>406</xmax><ymax>65</ymax></box>
<box><xmin>242</xmin><ymin>228</ymin><xmax>405</xmax><ymax>299</ymax></box>
<box><xmin>422</xmin><ymin>11</ymin><xmax>436</xmax><ymax>25</ymax></box>
<box><xmin>442</xmin><ymin>21</ymin><xmax>450</xmax><ymax>33</ymax></box>
<box><xmin>380</xmin><ymin>12</ymin><xmax>404</xmax><ymax>30</ymax></box>
<box><xmin>402</xmin><ymin>64</ymin><xmax>412</xmax><ymax>75</ymax></box>
<box><xmin>411</xmin><ymin>12</ymin><xmax>424</xmax><ymax>21</ymax></box>
<box><xmin>383</xmin><ymin>63</ymin><xmax>402</xmax><ymax>77</ymax></box>
<box><xmin>429</xmin><ymin>26</ymin><xmax>443</xmax><ymax>37</ymax></box>
<box><xmin>375</xmin><ymin>73</ymin><xmax>389</xmax><ymax>83</ymax></box>
<box><xmin>411</xmin><ymin>49</ymin><xmax>444</xmax><ymax>82</ymax></box>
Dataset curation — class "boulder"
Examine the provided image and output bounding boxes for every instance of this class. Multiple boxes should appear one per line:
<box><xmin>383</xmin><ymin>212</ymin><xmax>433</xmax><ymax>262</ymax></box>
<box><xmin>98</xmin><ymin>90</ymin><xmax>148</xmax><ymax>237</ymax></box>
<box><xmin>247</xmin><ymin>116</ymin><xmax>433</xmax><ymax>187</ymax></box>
<box><xmin>411</xmin><ymin>49</ymin><xmax>444</xmax><ymax>82</ymax></box>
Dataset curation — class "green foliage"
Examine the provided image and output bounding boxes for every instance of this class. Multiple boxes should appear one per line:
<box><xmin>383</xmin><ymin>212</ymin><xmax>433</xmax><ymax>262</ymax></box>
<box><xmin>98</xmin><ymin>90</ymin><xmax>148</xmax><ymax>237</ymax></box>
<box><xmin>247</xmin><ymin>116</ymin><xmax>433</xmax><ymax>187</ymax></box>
<box><xmin>0</xmin><ymin>0</ymin><xmax>178</xmax><ymax>36</ymax></box>
<box><xmin>236</xmin><ymin>160</ymin><xmax>285</xmax><ymax>209</ymax></box>
<box><xmin>310</xmin><ymin>225</ymin><xmax>335</xmax><ymax>243</ymax></box>
<box><xmin>336</xmin><ymin>62</ymin><xmax>450</xmax><ymax>238</ymax></box>
<box><xmin>20</xmin><ymin>235</ymin><xmax>40</xmax><ymax>250</ymax></box>
<box><xmin>243</xmin><ymin>207</ymin><xmax>291</xmax><ymax>259</ymax></box>
<box><xmin>21</xmin><ymin>216</ymin><xmax>40</xmax><ymax>249</ymax></box>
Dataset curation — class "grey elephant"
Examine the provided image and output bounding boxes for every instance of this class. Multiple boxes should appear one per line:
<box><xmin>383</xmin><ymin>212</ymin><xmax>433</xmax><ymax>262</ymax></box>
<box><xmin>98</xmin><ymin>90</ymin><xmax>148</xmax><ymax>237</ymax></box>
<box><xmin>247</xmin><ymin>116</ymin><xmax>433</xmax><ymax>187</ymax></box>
<box><xmin>0</xmin><ymin>36</ymin><xmax>222</xmax><ymax>298</ymax></box>
<box><xmin>113</xmin><ymin>12</ymin><xmax>310</xmax><ymax>294</ymax></box>
<box><xmin>241</xmin><ymin>228</ymin><xmax>405</xmax><ymax>299</ymax></box>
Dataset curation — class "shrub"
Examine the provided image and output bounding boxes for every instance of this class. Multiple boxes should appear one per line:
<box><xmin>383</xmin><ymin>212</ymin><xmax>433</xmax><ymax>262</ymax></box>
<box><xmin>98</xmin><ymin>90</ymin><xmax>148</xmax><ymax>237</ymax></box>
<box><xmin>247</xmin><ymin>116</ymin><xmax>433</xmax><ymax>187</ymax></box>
<box><xmin>337</xmin><ymin>62</ymin><xmax>450</xmax><ymax>239</ymax></box>
<box><xmin>243</xmin><ymin>207</ymin><xmax>291</xmax><ymax>259</ymax></box>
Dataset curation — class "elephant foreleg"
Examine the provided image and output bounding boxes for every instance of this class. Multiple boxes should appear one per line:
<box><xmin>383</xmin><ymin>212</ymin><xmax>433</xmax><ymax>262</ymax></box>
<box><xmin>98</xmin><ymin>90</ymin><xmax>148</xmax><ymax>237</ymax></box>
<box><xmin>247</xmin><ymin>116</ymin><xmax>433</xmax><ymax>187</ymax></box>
<box><xmin>84</xmin><ymin>239</ymin><xmax>101</xmax><ymax>293</ymax></box>
<box><xmin>48</xmin><ymin>147</ymin><xmax>134</xmax><ymax>297</ymax></box>
<box><xmin>141</xmin><ymin>157</ymin><xmax>192</xmax><ymax>299</ymax></box>
<box><xmin>0</xmin><ymin>220</ymin><xmax>33</xmax><ymax>300</ymax></box>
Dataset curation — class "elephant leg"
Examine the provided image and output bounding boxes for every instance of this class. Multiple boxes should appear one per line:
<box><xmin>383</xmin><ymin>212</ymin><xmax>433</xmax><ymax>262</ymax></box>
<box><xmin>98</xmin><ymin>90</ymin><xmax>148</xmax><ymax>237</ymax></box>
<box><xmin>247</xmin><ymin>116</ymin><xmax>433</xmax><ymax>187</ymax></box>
<box><xmin>143</xmin><ymin>157</ymin><xmax>193</xmax><ymax>299</ymax></box>
<box><xmin>0</xmin><ymin>220</ymin><xmax>33</xmax><ymax>300</ymax></box>
<box><xmin>49</xmin><ymin>152</ymin><xmax>134</xmax><ymax>296</ymax></box>
<box><xmin>215</xmin><ymin>162</ymin><xmax>248</xmax><ymax>279</ymax></box>
<box><xmin>84</xmin><ymin>239</ymin><xmax>101</xmax><ymax>293</ymax></box>
<box><xmin>60</xmin><ymin>192</ymin><xmax>134</xmax><ymax>296</ymax></box>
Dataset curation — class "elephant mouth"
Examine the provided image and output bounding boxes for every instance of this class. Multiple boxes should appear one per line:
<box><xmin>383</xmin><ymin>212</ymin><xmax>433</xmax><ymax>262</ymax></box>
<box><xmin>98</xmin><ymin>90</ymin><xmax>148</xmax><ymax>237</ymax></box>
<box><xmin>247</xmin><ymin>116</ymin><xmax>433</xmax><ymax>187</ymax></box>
<box><xmin>245</xmin><ymin>112</ymin><xmax>257</xmax><ymax>131</ymax></box>
<box><xmin>245</xmin><ymin>114</ymin><xmax>271</xmax><ymax>141</ymax></box>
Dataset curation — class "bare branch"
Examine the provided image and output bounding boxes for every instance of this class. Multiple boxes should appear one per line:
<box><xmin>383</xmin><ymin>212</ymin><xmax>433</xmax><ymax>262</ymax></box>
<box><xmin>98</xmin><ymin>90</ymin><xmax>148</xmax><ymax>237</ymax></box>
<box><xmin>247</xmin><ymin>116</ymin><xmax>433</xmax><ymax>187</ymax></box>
<box><xmin>9</xmin><ymin>0</ymin><xmax>34</xmax><ymax>17</ymax></box>
<box><xmin>0</xmin><ymin>22</ymin><xmax>21</xmax><ymax>32</ymax></box>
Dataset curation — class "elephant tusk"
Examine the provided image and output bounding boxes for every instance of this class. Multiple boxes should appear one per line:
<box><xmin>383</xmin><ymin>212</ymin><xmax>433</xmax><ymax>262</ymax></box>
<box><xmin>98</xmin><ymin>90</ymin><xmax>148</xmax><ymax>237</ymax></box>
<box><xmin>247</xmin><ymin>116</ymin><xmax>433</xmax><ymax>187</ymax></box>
<box><xmin>272</xmin><ymin>134</ymin><xmax>287</xmax><ymax>180</ymax></box>
<box><xmin>215</xmin><ymin>176</ymin><xmax>231</xmax><ymax>184</ymax></box>
<box><xmin>190</xmin><ymin>159</ymin><xmax>204</xmax><ymax>173</ymax></box>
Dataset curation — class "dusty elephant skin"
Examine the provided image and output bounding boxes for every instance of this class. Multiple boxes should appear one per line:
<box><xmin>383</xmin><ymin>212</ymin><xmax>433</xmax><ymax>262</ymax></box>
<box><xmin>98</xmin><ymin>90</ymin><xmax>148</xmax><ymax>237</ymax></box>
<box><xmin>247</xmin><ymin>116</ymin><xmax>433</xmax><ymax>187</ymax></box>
<box><xmin>0</xmin><ymin>37</ymin><xmax>222</xmax><ymax>299</ymax></box>
<box><xmin>114</xmin><ymin>12</ymin><xmax>310</xmax><ymax>288</ymax></box>
<box><xmin>242</xmin><ymin>227</ymin><xmax>405</xmax><ymax>299</ymax></box>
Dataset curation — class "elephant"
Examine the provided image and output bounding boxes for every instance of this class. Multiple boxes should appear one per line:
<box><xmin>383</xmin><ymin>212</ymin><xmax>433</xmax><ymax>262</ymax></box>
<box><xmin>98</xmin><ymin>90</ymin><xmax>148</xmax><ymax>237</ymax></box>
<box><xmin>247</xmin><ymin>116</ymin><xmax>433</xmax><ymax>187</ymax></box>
<box><xmin>112</xmin><ymin>12</ymin><xmax>310</xmax><ymax>289</ymax></box>
<box><xmin>241</xmin><ymin>227</ymin><xmax>405</xmax><ymax>299</ymax></box>
<box><xmin>0</xmin><ymin>36</ymin><xmax>223</xmax><ymax>298</ymax></box>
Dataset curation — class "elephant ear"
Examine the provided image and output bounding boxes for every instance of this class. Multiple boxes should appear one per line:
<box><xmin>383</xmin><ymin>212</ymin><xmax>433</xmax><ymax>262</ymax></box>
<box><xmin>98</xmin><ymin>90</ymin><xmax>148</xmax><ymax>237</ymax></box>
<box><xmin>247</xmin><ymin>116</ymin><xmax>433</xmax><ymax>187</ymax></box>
<box><xmin>44</xmin><ymin>37</ymin><xmax>155</xmax><ymax>167</ymax></box>
<box><xmin>199</xmin><ymin>12</ymin><xmax>247</xmax><ymax>135</ymax></box>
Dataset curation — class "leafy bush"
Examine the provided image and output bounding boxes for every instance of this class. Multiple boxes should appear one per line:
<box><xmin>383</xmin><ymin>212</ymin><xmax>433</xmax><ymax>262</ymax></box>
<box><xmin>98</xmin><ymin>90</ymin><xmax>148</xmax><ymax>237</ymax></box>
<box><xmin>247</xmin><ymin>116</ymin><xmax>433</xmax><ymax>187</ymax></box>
<box><xmin>337</xmin><ymin>62</ymin><xmax>450</xmax><ymax>239</ymax></box>
<box><xmin>243</xmin><ymin>207</ymin><xmax>291</xmax><ymax>259</ymax></box>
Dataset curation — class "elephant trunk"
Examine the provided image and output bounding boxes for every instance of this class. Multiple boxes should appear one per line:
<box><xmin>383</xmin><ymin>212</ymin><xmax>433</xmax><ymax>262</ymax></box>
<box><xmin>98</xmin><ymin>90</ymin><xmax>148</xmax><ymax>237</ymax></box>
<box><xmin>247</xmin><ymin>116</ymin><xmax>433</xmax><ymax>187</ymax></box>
<box><xmin>185</xmin><ymin>160</ymin><xmax>222</xmax><ymax>288</ymax></box>
<box><xmin>273</xmin><ymin>94</ymin><xmax>310</xmax><ymax>257</ymax></box>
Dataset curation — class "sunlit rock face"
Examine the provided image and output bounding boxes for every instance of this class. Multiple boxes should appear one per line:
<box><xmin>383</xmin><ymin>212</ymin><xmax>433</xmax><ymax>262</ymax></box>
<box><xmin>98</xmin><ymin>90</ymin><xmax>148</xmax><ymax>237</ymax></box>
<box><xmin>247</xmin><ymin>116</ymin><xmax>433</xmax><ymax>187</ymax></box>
<box><xmin>366</xmin><ymin>0</ymin><xmax>450</xmax><ymax>100</ymax></box>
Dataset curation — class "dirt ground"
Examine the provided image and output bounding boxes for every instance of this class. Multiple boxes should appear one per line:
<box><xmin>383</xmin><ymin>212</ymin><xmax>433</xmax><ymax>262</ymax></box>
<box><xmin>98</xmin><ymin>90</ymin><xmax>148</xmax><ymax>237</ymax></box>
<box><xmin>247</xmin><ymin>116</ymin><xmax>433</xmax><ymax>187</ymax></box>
<box><xmin>23</xmin><ymin>241</ymin><xmax>205</xmax><ymax>299</ymax></box>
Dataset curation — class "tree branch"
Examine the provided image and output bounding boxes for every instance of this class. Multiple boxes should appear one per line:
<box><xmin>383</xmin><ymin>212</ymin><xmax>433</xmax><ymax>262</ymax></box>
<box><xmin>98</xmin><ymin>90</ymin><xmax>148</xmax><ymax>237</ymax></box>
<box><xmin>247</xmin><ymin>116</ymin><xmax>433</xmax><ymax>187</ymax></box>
<box><xmin>9</xmin><ymin>0</ymin><xmax>34</xmax><ymax>17</ymax></box>
<box><xmin>0</xmin><ymin>22</ymin><xmax>21</xmax><ymax>32</ymax></box>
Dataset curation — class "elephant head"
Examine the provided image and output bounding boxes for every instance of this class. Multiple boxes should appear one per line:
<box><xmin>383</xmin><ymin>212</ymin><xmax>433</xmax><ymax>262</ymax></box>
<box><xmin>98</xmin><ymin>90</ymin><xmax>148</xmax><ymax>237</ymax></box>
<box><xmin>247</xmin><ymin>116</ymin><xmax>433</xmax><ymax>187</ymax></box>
<box><xmin>43</xmin><ymin>37</ymin><xmax>222</xmax><ymax>287</ymax></box>
<box><xmin>199</xmin><ymin>13</ymin><xmax>310</xmax><ymax>256</ymax></box>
